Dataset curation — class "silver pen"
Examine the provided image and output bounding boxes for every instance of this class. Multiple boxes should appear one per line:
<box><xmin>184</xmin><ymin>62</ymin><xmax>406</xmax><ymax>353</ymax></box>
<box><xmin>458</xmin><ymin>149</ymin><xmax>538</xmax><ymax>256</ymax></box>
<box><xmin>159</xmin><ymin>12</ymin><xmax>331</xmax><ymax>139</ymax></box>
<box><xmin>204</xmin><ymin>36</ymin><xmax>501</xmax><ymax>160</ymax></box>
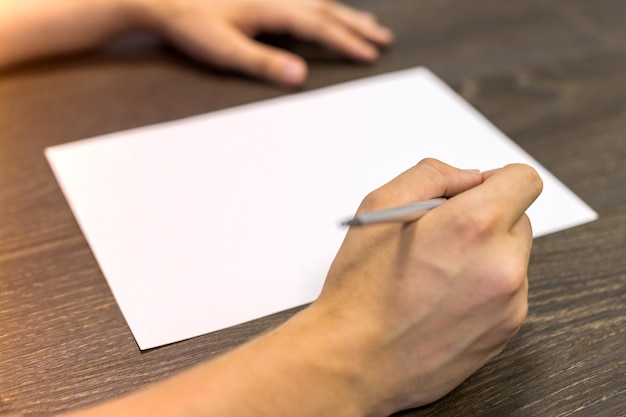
<box><xmin>341</xmin><ymin>198</ymin><xmax>446</xmax><ymax>227</ymax></box>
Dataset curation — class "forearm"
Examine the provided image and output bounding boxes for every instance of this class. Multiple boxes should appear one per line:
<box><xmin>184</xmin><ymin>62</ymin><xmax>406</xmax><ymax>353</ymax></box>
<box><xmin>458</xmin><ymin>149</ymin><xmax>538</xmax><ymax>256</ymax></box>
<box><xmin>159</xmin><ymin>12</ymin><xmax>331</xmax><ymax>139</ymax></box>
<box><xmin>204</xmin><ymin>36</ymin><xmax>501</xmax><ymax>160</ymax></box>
<box><xmin>60</xmin><ymin>306</ymin><xmax>375</xmax><ymax>417</ymax></box>
<box><xmin>0</xmin><ymin>0</ymin><xmax>157</xmax><ymax>69</ymax></box>
<box><xmin>29</xmin><ymin>160</ymin><xmax>536</xmax><ymax>417</ymax></box>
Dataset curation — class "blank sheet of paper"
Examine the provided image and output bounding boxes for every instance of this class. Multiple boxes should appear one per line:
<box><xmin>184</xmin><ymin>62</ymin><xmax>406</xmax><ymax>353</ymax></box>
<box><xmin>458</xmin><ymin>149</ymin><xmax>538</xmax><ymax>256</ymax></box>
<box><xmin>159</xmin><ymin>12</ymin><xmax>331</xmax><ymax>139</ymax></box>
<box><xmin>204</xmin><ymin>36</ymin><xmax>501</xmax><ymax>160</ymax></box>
<box><xmin>45</xmin><ymin>67</ymin><xmax>597</xmax><ymax>349</ymax></box>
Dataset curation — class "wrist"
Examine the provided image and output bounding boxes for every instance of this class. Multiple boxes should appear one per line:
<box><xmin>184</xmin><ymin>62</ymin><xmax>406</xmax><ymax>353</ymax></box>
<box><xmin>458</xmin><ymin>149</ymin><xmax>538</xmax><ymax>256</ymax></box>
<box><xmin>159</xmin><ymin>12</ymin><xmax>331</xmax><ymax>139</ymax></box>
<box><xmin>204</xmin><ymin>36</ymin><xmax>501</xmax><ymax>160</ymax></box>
<box><xmin>252</xmin><ymin>304</ymin><xmax>387</xmax><ymax>417</ymax></box>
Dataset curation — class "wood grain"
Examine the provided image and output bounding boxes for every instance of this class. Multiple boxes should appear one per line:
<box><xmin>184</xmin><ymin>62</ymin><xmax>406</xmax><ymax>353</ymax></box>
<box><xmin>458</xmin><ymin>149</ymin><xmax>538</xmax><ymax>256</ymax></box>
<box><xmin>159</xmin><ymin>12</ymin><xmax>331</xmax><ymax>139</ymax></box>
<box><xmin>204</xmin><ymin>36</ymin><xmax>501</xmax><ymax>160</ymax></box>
<box><xmin>1</xmin><ymin>1</ymin><xmax>624</xmax><ymax>416</ymax></box>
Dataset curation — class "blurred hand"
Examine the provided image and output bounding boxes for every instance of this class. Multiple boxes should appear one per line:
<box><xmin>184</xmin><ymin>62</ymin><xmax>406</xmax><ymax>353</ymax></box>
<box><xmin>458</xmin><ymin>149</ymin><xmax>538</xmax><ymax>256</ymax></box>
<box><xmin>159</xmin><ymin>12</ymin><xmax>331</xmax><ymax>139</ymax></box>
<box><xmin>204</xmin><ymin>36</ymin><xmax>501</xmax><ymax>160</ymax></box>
<box><xmin>0</xmin><ymin>0</ymin><xmax>391</xmax><ymax>85</ymax></box>
<box><xmin>147</xmin><ymin>0</ymin><xmax>393</xmax><ymax>86</ymax></box>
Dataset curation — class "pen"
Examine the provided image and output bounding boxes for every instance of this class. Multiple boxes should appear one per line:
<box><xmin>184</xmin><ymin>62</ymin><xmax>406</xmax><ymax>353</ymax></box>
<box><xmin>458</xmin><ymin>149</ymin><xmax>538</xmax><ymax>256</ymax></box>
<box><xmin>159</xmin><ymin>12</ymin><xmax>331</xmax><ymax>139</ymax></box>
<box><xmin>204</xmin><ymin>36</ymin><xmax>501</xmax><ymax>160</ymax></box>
<box><xmin>341</xmin><ymin>198</ymin><xmax>447</xmax><ymax>227</ymax></box>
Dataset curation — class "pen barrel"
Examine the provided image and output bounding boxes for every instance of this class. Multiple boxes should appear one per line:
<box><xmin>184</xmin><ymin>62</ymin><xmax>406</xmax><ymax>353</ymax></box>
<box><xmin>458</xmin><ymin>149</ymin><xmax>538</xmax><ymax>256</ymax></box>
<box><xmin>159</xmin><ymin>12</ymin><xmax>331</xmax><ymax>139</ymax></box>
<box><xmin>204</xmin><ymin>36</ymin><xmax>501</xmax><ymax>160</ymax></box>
<box><xmin>343</xmin><ymin>198</ymin><xmax>446</xmax><ymax>226</ymax></box>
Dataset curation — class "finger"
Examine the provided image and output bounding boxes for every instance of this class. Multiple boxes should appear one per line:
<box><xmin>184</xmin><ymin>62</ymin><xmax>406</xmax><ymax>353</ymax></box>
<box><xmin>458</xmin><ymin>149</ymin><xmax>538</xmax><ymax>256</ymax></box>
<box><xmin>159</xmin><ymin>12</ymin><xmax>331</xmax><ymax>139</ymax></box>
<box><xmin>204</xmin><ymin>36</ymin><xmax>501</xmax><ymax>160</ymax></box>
<box><xmin>359</xmin><ymin>158</ymin><xmax>483</xmax><ymax>212</ymax></box>
<box><xmin>293</xmin><ymin>16</ymin><xmax>381</xmax><ymax>62</ymax></box>
<box><xmin>326</xmin><ymin>3</ymin><xmax>394</xmax><ymax>46</ymax></box>
<box><xmin>265</xmin><ymin>5</ymin><xmax>382</xmax><ymax>62</ymax></box>
<box><xmin>446</xmin><ymin>164</ymin><xmax>543</xmax><ymax>230</ymax></box>
<box><xmin>190</xmin><ymin>24</ymin><xmax>308</xmax><ymax>87</ymax></box>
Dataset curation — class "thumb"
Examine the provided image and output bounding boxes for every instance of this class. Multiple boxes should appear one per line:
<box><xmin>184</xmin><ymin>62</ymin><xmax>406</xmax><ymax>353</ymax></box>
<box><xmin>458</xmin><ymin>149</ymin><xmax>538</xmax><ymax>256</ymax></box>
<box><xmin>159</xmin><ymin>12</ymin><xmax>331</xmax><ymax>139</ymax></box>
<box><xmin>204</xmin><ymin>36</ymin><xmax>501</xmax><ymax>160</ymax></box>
<box><xmin>355</xmin><ymin>159</ymin><xmax>484</xmax><ymax>214</ymax></box>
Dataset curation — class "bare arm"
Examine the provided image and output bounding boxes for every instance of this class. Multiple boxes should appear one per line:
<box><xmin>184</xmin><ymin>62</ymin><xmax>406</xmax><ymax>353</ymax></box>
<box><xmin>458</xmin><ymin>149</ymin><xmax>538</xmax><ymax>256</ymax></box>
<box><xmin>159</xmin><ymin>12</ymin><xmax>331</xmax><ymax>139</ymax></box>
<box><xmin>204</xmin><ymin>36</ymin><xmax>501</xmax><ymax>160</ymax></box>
<box><xmin>0</xmin><ymin>0</ymin><xmax>150</xmax><ymax>68</ymax></box>
<box><xmin>0</xmin><ymin>0</ymin><xmax>393</xmax><ymax>86</ymax></box>
<box><xmin>57</xmin><ymin>159</ymin><xmax>542</xmax><ymax>417</ymax></box>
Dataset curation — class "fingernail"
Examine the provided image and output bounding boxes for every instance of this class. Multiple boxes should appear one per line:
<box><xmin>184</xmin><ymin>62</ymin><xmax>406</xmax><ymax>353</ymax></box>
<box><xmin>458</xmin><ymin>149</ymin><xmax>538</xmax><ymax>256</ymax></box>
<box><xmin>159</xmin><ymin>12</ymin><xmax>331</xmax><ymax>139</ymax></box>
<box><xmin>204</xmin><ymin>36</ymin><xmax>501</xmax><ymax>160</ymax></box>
<box><xmin>280</xmin><ymin>60</ymin><xmax>306</xmax><ymax>86</ymax></box>
<box><xmin>463</xmin><ymin>169</ymin><xmax>481</xmax><ymax>174</ymax></box>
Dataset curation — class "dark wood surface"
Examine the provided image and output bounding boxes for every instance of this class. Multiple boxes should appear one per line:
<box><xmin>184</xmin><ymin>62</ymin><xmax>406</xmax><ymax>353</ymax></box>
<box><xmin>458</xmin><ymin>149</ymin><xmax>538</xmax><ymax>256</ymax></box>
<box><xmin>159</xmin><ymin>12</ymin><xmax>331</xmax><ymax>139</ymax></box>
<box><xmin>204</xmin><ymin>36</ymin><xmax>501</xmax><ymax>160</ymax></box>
<box><xmin>1</xmin><ymin>1</ymin><xmax>625</xmax><ymax>416</ymax></box>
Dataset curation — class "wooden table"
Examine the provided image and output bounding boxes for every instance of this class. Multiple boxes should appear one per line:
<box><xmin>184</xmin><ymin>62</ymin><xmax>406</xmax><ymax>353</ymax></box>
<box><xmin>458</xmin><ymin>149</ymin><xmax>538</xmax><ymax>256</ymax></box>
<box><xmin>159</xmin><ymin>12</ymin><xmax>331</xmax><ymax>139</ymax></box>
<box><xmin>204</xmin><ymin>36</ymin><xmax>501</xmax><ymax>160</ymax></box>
<box><xmin>1</xmin><ymin>1</ymin><xmax>624</xmax><ymax>416</ymax></box>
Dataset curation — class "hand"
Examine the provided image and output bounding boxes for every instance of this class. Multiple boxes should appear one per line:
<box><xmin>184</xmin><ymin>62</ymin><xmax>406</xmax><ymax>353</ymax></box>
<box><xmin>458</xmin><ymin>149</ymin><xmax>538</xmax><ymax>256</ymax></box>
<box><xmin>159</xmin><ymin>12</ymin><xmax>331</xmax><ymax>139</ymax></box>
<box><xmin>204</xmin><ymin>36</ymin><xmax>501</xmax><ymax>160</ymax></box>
<box><xmin>304</xmin><ymin>158</ymin><xmax>543</xmax><ymax>414</ymax></box>
<box><xmin>55</xmin><ymin>159</ymin><xmax>542</xmax><ymax>417</ymax></box>
<box><xmin>0</xmin><ymin>0</ymin><xmax>391</xmax><ymax>85</ymax></box>
<box><xmin>146</xmin><ymin>0</ymin><xmax>394</xmax><ymax>86</ymax></box>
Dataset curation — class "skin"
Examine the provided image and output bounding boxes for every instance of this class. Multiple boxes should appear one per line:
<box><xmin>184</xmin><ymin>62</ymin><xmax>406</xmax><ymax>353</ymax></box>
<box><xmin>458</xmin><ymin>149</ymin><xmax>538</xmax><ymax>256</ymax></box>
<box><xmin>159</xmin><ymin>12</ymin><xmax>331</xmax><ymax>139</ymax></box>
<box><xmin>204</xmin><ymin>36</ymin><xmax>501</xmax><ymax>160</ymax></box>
<box><xmin>0</xmin><ymin>0</ymin><xmax>394</xmax><ymax>86</ymax></box>
<box><xmin>0</xmin><ymin>4</ymin><xmax>543</xmax><ymax>414</ymax></box>
<box><xmin>45</xmin><ymin>159</ymin><xmax>541</xmax><ymax>417</ymax></box>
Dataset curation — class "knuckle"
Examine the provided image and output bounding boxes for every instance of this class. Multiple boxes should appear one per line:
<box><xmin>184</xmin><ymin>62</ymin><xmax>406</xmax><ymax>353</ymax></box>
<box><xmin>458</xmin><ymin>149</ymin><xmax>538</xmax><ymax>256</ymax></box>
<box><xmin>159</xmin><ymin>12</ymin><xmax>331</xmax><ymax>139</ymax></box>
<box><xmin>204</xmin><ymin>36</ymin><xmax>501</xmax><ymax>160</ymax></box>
<box><xmin>469</xmin><ymin>254</ymin><xmax>528</xmax><ymax>306</ymax></box>
<box><xmin>509</xmin><ymin>163</ymin><xmax>544</xmax><ymax>194</ymax></box>
<box><xmin>414</xmin><ymin>158</ymin><xmax>448</xmax><ymax>192</ymax></box>
<box><xmin>308</xmin><ymin>2</ymin><xmax>335</xmax><ymax>23</ymax></box>
<box><xmin>359</xmin><ymin>188</ymin><xmax>388</xmax><ymax>212</ymax></box>
<box><xmin>416</xmin><ymin>157</ymin><xmax>446</xmax><ymax>172</ymax></box>
<box><xmin>489</xmin><ymin>258</ymin><xmax>528</xmax><ymax>300</ymax></box>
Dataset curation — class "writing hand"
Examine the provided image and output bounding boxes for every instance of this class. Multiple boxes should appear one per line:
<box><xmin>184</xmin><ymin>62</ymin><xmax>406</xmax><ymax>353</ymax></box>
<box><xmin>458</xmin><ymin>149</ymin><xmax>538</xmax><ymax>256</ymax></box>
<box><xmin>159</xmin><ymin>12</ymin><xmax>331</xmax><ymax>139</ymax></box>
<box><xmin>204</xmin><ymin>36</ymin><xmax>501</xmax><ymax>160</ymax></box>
<box><xmin>307</xmin><ymin>158</ymin><xmax>542</xmax><ymax>413</ymax></box>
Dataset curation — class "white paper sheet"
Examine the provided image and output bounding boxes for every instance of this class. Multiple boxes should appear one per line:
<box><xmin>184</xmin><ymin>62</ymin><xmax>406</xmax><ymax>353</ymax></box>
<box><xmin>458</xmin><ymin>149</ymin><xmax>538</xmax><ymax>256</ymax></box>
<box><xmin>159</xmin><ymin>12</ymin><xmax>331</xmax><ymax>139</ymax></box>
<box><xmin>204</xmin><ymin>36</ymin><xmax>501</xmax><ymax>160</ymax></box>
<box><xmin>45</xmin><ymin>67</ymin><xmax>598</xmax><ymax>349</ymax></box>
